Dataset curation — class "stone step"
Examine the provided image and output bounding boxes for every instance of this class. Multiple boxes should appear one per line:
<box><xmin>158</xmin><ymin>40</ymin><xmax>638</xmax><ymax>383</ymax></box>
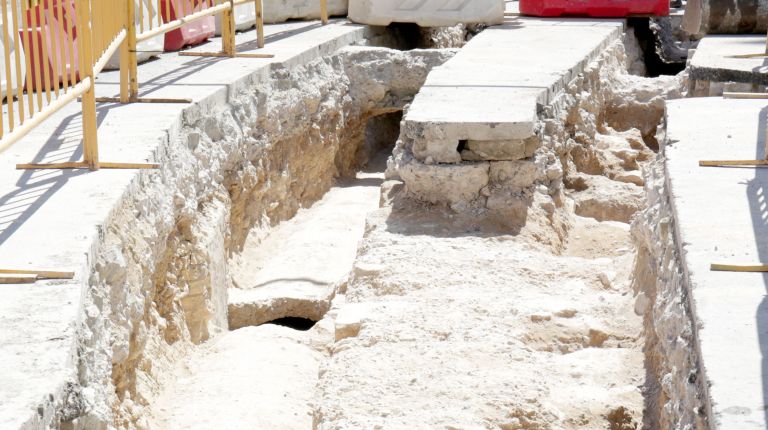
<box><xmin>403</xmin><ymin>18</ymin><xmax>624</xmax><ymax>164</ymax></box>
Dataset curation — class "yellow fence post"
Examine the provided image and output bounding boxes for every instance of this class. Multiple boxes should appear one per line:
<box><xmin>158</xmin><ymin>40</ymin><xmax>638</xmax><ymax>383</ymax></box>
<box><xmin>177</xmin><ymin>0</ymin><xmax>272</xmax><ymax>58</ymax></box>
<box><xmin>76</xmin><ymin>0</ymin><xmax>100</xmax><ymax>170</ymax></box>
<box><xmin>121</xmin><ymin>0</ymin><xmax>139</xmax><ymax>102</ymax></box>
<box><xmin>221</xmin><ymin>0</ymin><xmax>236</xmax><ymax>56</ymax></box>
<box><xmin>320</xmin><ymin>0</ymin><xmax>328</xmax><ymax>25</ymax></box>
<box><xmin>255</xmin><ymin>0</ymin><xmax>264</xmax><ymax>48</ymax></box>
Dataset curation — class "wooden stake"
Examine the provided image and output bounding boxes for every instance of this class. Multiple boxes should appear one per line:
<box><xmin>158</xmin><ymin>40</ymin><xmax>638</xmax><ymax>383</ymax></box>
<box><xmin>178</xmin><ymin>51</ymin><xmax>273</xmax><ymax>59</ymax></box>
<box><xmin>699</xmin><ymin>160</ymin><xmax>768</xmax><ymax>167</ymax></box>
<box><xmin>0</xmin><ymin>275</ymin><xmax>38</xmax><ymax>284</ymax></box>
<box><xmin>0</xmin><ymin>269</ymin><xmax>75</xmax><ymax>279</ymax></box>
<box><xmin>711</xmin><ymin>264</ymin><xmax>768</xmax><ymax>272</ymax></box>
<box><xmin>727</xmin><ymin>53</ymin><xmax>768</xmax><ymax>59</ymax></box>
<box><xmin>723</xmin><ymin>92</ymin><xmax>768</xmax><ymax>99</ymax></box>
<box><xmin>17</xmin><ymin>161</ymin><xmax>159</xmax><ymax>170</ymax></box>
<box><xmin>93</xmin><ymin>96</ymin><xmax>193</xmax><ymax>104</ymax></box>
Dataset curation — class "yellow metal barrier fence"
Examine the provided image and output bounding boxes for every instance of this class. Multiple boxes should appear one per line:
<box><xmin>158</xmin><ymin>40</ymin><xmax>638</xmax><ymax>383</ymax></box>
<box><xmin>0</xmin><ymin>0</ymin><xmax>132</xmax><ymax>170</ymax></box>
<box><xmin>0</xmin><ymin>0</ymin><xmax>331</xmax><ymax>171</ymax></box>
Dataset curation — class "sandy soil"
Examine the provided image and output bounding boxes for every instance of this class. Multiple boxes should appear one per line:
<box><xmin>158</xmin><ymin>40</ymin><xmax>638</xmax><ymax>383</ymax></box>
<box><xmin>312</xmin><ymin>202</ymin><xmax>645</xmax><ymax>430</ymax></box>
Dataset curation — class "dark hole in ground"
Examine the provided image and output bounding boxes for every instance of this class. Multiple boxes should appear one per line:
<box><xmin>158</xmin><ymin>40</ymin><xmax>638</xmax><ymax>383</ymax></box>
<box><xmin>629</xmin><ymin>18</ymin><xmax>686</xmax><ymax>77</ymax></box>
<box><xmin>263</xmin><ymin>317</ymin><xmax>318</xmax><ymax>331</ymax></box>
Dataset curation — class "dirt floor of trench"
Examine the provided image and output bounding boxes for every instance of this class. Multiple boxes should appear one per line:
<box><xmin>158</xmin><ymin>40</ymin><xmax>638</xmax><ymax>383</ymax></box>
<box><xmin>148</xmin><ymin>156</ymin><xmax>650</xmax><ymax>430</ymax></box>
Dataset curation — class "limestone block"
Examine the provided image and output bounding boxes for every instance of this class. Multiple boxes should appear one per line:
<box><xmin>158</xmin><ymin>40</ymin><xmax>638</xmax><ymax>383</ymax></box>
<box><xmin>264</xmin><ymin>0</ymin><xmax>349</xmax><ymax>24</ymax></box>
<box><xmin>348</xmin><ymin>0</ymin><xmax>504</xmax><ymax>27</ymax></box>
<box><xmin>405</xmin><ymin>85</ymin><xmax>540</xmax><ymax>164</ymax></box>
<box><xmin>398</xmin><ymin>157</ymin><xmax>489</xmax><ymax>205</ymax></box>
<box><xmin>488</xmin><ymin>160</ymin><xmax>541</xmax><ymax>188</ymax></box>
<box><xmin>461</xmin><ymin>137</ymin><xmax>539</xmax><ymax>161</ymax></box>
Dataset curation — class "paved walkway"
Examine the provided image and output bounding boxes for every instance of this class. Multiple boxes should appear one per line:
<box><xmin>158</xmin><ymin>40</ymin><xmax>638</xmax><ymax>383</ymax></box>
<box><xmin>665</xmin><ymin>97</ymin><xmax>768</xmax><ymax>428</ymax></box>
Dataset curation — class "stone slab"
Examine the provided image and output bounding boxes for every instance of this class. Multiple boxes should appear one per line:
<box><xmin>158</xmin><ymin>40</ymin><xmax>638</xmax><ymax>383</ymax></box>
<box><xmin>665</xmin><ymin>97</ymin><xmax>768</xmax><ymax>429</ymax></box>
<box><xmin>348</xmin><ymin>0</ymin><xmax>503</xmax><ymax>27</ymax></box>
<box><xmin>0</xmin><ymin>19</ymin><xmax>367</xmax><ymax>430</ymax></box>
<box><xmin>404</xmin><ymin>18</ymin><xmax>624</xmax><ymax>164</ymax></box>
<box><xmin>689</xmin><ymin>35</ymin><xmax>768</xmax><ymax>86</ymax></box>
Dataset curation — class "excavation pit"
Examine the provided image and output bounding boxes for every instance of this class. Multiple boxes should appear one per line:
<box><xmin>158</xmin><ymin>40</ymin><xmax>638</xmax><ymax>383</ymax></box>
<box><xmin>0</xmin><ymin>11</ymin><xmax>712</xmax><ymax>430</ymax></box>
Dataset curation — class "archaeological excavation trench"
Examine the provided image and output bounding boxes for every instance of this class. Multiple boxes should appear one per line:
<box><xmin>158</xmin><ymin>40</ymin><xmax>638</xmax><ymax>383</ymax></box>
<box><xmin>7</xmin><ymin>17</ymin><xmax>714</xmax><ymax>430</ymax></box>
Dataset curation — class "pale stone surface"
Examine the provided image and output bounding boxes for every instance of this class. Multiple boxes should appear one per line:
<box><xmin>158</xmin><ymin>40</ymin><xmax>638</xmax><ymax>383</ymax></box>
<box><xmin>402</xmin><ymin>18</ymin><xmax>624</xmax><ymax>166</ymax></box>
<box><xmin>688</xmin><ymin>35</ymin><xmax>768</xmax><ymax>86</ymax></box>
<box><xmin>348</xmin><ymin>0</ymin><xmax>503</xmax><ymax>27</ymax></box>
<box><xmin>228</xmin><ymin>157</ymin><xmax>385</xmax><ymax>329</ymax></box>
<box><xmin>650</xmin><ymin>98</ymin><xmax>768</xmax><ymax>429</ymax></box>
<box><xmin>314</xmin><ymin>205</ymin><xmax>645</xmax><ymax>429</ymax></box>
<box><xmin>149</xmin><ymin>325</ymin><xmax>323</xmax><ymax>430</ymax></box>
<box><xmin>264</xmin><ymin>0</ymin><xmax>348</xmax><ymax>24</ymax></box>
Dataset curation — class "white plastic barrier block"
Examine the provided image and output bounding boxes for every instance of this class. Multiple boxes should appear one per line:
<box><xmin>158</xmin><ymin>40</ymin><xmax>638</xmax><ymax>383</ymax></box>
<box><xmin>0</xmin><ymin>3</ymin><xmax>24</xmax><ymax>100</ymax></box>
<box><xmin>215</xmin><ymin>3</ymin><xmax>256</xmax><ymax>35</ymax></box>
<box><xmin>263</xmin><ymin>0</ymin><xmax>348</xmax><ymax>24</ymax></box>
<box><xmin>105</xmin><ymin>0</ymin><xmax>163</xmax><ymax>70</ymax></box>
<box><xmin>348</xmin><ymin>0</ymin><xmax>504</xmax><ymax>27</ymax></box>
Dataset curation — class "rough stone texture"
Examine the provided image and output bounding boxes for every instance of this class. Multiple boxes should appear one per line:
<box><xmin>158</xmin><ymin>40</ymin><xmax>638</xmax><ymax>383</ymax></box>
<box><xmin>0</xmin><ymin>22</ymin><xmax>376</xmax><ymax>430</ymax></box>
<box><xmin>632</xmin><ymin>159</ymin><xmax>710</xmax><ymax>430</ymax></box>
<box><xmin>639</xmin><ymin>98</ymin><xmax>768</xmax><ymax>429</ymax></box>
<box><xmin>264</xmin><ymin>0</ymin><xmax>348</xmax><ymax>24</ymax></box>
<box><xmin>392</xmin><ymin>26</ymin><xmax>683</xmax><ymax>248</ymax></box>
<box><xmin>348</xmin><ymin>0</ymin><xmax>503</xmax><ymax>27</ymax></box>
<box><xmin>72</xmin><ymin>45</ymin><xmax>455</xmax><ymax>430</ymax></box>
<box><xmin>682</xmin><ymin>0</ymin><xmax>768</xmax><ymax>36</ymax></box>
<box><xmin>314</xmin><ymin>204</ymin><xmax>646</xmax><ymax>430</ymax></box>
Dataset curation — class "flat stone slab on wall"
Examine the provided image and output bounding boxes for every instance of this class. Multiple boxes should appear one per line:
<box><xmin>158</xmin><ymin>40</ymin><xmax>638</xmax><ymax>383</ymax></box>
<box><xmin>403</xmin><ymin>18</ymin><xmax>624</xmax><ymax>164</ymax></box>
<box><xmin>348</xmin><ymin>0</ymin><xmax>503</xmax><ymax>27</ymax></box>
<box><xmin>689</xmin><ymin>35</ymin><xmax>768</xmax><ymax>88</ymax></box>
<box><xmin>0</xmin><ymin>20</ymin><xmax>367</xmax><ymax>430</ymax></box>
<box><xmin>665</xmin><ymin>98</ymin><xmax>768</xmax><ymax>429</ymax></box>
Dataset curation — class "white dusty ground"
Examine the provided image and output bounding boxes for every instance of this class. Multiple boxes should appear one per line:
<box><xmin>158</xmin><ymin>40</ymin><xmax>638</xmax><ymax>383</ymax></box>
<box><xmin>313</xmin><ymin>204</ymin><xmax>645</xmax><ymax>430</ymax></box>
<box><xmin>148</xmin><ymin>153</ymin><xmax>388</xmax><ymax>429</ymax></box>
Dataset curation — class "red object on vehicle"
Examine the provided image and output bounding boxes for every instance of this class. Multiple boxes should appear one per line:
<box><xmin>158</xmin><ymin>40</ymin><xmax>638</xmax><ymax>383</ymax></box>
<box><xmin>19</xmin><ymin>0</ymin><xmax>81</xmax><ymax>92</ymax></box>
<box><xmin>519</xmin><ymin>0</ymin><xmax>669</xmax><ymax>17</ymax></box>
<box><xmin>161</xmin><ymin>0</ymin><xmax>215</xmax><ymax>51</ymax></box>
